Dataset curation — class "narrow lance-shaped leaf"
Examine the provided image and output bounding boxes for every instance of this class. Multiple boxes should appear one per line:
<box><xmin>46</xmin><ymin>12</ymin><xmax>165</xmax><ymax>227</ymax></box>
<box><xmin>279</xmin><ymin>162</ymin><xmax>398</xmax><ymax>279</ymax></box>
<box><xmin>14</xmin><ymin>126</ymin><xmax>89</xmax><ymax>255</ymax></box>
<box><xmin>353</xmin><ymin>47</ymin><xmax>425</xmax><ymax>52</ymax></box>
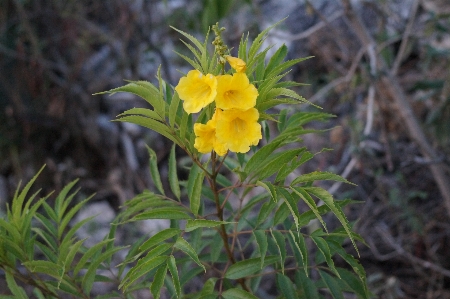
<box><xmin>253</xmin><ymin>230</ymin><xmax>268</xmax><ymax>268</ymax></box>
<box><xmin>303</xmin><ymin>187</ymin><xmax>358</xmax><ymax>256</ymax></box>
<box><xmin>185</xmin><ymin>219</ymin><xmax>229</xmax><ymax>232</ymax></box>
<box><xmin>169</xmin><ymin>144</ymin><xmax>181</xmax><ymax>200</ymax></box>
<box><xmin>146</xmin><ymin>145</ymin><xmax>165</xmax><ymax>195</ymax></box>
<box><xmin>225</xmin><ymin>256</ymin><xmax>279</xmax><ymax>280</ymax></box>
<box><xmin>168</xmin><ymin>255</ymin><xmax>181</xmax><ymax>298</ymax></box>
<box><xmin>140</xmin><ymin>228</ymin><xmax>181</xmax><ymax>252</ymax></box>
<box><xmin>291</xmin><ymin>171</ymin><xmax>356</xmax><ymax>186</ymax></box>
<box><xmin>189</xmin><ymin>171</ymin><xmax>205</xmax><ymax>216</ymax></box>
<box><xmin>319</xmin><ymin>270</ymin><xmax>345</xmax><ymax>299</ymax></box>
<box><xmin>151</xmin><ymin>264</ymin><xmax>168</xmax><ymax>299</ymax></box>
<box><xmin>311</xmin><ymin>234</ymin><xmax>340</xmax><ymax>278</ymax></box>
<box><xmin>174</xmin><ymin>237</ymin><xmax>205</xmax><ymax>272</ymax></box>
<box><xmin>270</xmin><ymin>229</ymin><xmax>286</xmax><ymax>274</ymax></box>
<box><xmin>290</xmin><ymin>187</ymin><xmax>328</xmax><ymax>233</ymax></box>
<box><xmin>222</xmin><ymin>288</ymin><xmax>259</xmax><ymax>299</ymax></box>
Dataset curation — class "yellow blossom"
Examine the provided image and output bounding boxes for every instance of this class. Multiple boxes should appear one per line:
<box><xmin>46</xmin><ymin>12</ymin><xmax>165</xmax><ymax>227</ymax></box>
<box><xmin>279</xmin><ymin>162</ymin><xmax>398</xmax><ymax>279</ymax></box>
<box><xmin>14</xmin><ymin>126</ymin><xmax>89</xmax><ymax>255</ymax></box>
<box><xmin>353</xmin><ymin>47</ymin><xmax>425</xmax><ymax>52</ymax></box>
<box><xmin>194</xmin><ymin>110</ymin><xmax>228</xmax><ymax>156</ymax></box>
<box><xmin>175</xmin><ymin>70</ymin><xmax>217</xmax><ymax>114</ymax></box>
<box><xmin>226</xmin><ymin>56</ymin><xmax>247</xmax><ymax>73</ymax></box>
<box><xmin>215</xmin><ymin>73</ymin><xmax>258</xmax><ymax>111</ymax></box>
<box><xmin>215</xmin><ymin>108</ymin><xmax>262</xmax><ymax>153</ymax></box>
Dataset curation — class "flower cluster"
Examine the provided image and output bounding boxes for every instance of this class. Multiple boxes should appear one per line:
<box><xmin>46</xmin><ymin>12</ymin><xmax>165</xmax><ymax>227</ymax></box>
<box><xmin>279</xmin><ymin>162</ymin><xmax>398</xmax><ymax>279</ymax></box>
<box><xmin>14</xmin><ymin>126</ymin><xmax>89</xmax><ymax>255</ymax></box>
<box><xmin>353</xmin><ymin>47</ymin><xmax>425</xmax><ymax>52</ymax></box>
<box><xmin>175</xmin><ymin>56</ymin><xmax>261</xmax><ymax>156</ymax></box>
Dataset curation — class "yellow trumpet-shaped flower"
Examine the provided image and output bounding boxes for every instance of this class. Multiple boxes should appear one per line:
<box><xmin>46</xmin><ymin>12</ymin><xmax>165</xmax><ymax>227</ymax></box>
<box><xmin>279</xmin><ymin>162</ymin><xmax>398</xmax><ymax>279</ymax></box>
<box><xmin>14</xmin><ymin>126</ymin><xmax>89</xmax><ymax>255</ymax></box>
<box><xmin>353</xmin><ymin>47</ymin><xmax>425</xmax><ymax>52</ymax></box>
<box><xmin>175</xmin><ymin>70</ymin><xmax>217</xmax><ymax>114</ymax></box>
<box><xmin>215</xmin><ymin>73</ymin><xmax>258</xmax><ymax>111</ymax></box>
<box><xmin>226</xmin><ymin>56</ymin><xmax>247</xmax><ymax>73</ymax></box>
<box><xmin>194</xmin><ymin>110</ymin><xmax>228</xmax><ymax>156</ymax></box>
<box><xmin>215</xmin><ymin>108</ymin><xmax>262</xmax><ymax>153</ymax></box>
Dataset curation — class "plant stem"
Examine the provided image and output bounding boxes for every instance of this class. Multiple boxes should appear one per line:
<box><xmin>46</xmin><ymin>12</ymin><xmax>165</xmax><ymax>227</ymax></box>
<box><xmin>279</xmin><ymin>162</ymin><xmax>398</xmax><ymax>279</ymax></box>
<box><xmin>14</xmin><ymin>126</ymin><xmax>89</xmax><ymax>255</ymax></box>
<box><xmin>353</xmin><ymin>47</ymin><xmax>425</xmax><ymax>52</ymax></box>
<box><xmin>208</xmin><ymin>152</ymin><xmax>251</xmax><ymax>293</ymax></box>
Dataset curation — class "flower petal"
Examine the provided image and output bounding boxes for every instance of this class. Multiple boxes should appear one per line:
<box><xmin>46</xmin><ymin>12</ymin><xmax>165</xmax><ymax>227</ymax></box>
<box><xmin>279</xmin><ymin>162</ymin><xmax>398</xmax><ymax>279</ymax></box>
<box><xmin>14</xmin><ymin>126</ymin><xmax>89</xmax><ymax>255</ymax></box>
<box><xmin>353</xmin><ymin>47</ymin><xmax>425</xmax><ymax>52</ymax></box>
<box><xmin>175</xmin><ymin>70</ymin><xmax>217</xmax><ymax>114</ymax></box>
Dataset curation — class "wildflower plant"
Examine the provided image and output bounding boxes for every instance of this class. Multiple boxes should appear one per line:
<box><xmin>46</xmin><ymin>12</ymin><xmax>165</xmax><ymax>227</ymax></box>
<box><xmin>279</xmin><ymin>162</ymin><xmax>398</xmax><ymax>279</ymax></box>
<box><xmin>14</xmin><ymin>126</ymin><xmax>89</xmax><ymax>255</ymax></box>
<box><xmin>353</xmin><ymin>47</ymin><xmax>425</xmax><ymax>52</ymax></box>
<box><xmin>0</xmin><ymin>22</ymin><xmax>370</xmax><ymax>298</ymax></box>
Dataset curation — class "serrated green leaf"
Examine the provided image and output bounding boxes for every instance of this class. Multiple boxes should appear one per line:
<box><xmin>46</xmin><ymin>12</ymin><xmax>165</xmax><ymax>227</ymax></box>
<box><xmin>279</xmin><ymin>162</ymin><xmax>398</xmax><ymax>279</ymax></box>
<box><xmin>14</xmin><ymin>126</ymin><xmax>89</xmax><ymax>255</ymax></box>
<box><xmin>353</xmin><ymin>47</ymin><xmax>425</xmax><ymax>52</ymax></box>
<box><xmin>82</xmin><ymin>246</ymin><xmax>126</xmax><ymax>294</ymax></box>
<box><xmin>273</xmin><ymin>202</ymin><xmax>290</xmax><ymax>226</ymax></box>
<box><xmin>131</xmin><ymin>208</ymin><xmax>191</xmax><ymax>221</ymax></box>
<box><xmin>296</xmin><ymin>270</ymin><xmax>320</xmax><ymax>299</ymax></box>
<box><xmin>140</xmin><ymin>228</ymin><xmax>181</xmax><ymax>252</ymax></box>
<box><xmin>222</xmin><ymin>288</ymin><xmax>258</xmax><ymax>299</ymax></box>
<box><xmin>290</xmin><ymin>187</ymin><xmax>327</xmax><ymax>233</ymax></box>
<box><xmin>116</xmin><ymin>115</ymin><xmax>179</xmax><ymax>145</ymax></box>
<box><xmin>146</xmin><ymin>145</ymin><xmax>165</xmax><ymax>195</ymax></box>
<box><xmin>291</xmin><ymin>171</ymin><xmax>356</xmax><ymax>186</ymax></box>
<box><xmin>151</xmin><ymin>264</ymin><xmax>168</xmax><ymax>299</ymax></box>
<box><xmin>199</xmin><ymin>278</ymin><xmax>217</xmax><ymax>296</ymax></box>
<box><xmin>336</xmin><ymin>268</ymin><xmax>369</xmax><ymax>299</ymax></box>
<box><xmin>265</xmin><ymin>44</ymin><xmax>288</xmax><ymax>77</ymax></box>
<box><xmin>276</xmin><ymin>273</ymin><xmax>297</xmax><ymax>299</ymax></box>
<box><xmin>255</xmin><ymin>148</ymin><xmax>306</xmax><ymax>181</ymax></box>
<box><xmin>245</xmin><ymin>137</ymin><xmax>286</xmax><ymax>175</ymax></box>
<box><xmin>257</xmin><ymin>200</ymin><xmax>276</xmax><ymax>227</ymax></box>
<box><xmin>118</xmin><ymin>107</ymin><xmax>162</xmax><ymax>121</ymax></box>
<box><xmin>73</xmin><ymin>239</ymin><xmax>113</xmax><ymax>275</ymax></box>
<box><xmin>174</xmin><ymin>237</ymin><xmax>205</xmax><ymax>272</ymax></box>
<box><xmin>210</xmin><ymin>233</ymin><xmax>223</xmax><ymax>263</ymax></box>
<box><xmin>253</xmin><ymin>230</ymin><xmax>267</xmax><ymax>268</ymax></box>
<box><xmin>225</xmin><ymin>256</ymin><xmax>279</xmax><ymax>279</ymax></box>
<box><xmin>270</xmin><ymin>230</ymin><xmax>286</xmax><ymax>274</ymax></box>
<box><xmin>311</xmin><ymin>235</ymin><xmax>339</xmax><ymax>278</ymax></box>
<box><xmin>288</xmin><ymin>230</ymin><xmax>308</xmax><ymax>276</ymax></box>
<box><xmin>185</xmin><ymin>219</ymin><xmax>228</xmax><ymax>232</ymax></box>
<box><xmin>168</xmin><ymin>255</ymin><xmax>181</xmax><ymax>298</ymax></box>
<box><xmin>277</xmin><ymin>188</ymin><xmax>300</xmax><ymax>229</ymax></box>
<box><xmin>169</xmin><ymin>144</ymin><xmax>181</xmax><ymax>200</ymax></box>
<box><xmin>303</xmin><ymin>187</ymin><xmax>358</xmax><ymax>255</ymax></box>
<box><xmin>256</xmin><ymin>181</ymin><xmax>277</xmax><ymax>202</ymax></box>
<box><xmin>189</xmin><ymin>171</ymin><xmax>205</xmax><ymax>216</ymax></box>
<box><xmin>5</xmin><ymin>272</ymin><xmax>28</xmax><ymax>299</ymax></box>
<box><xmin>169</xmin><ymin>91</ymin><xmax>181</xmax><ymax>127</ymax></box>
<box><xmin>319</xmin><ymin>270</ymin><xmax>345</xmax><ymax>299</ymax></box>
<box><xmin>120</xmin><ymin>256</ymin><xmax>167</xmax><ymax>290</ymax></box>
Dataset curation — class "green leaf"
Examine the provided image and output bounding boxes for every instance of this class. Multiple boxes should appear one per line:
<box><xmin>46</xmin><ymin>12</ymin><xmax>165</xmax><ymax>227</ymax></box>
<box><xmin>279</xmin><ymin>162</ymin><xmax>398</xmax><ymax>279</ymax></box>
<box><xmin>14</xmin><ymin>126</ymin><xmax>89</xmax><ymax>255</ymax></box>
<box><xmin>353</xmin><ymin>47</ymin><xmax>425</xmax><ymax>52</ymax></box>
<box><xmin>265</xmin><ymin>44</ymin><xmax>288</xmax><ymax>77</ymax></box>
<box><xmin>336</xmin><ymin>268</ymin><xmax>369</xmax><ymax>299</ymax></box>
<box><xmin>199</xmin><ymin>278</ymin><xmax>217</xmax><ymax>296</ymax></box>
<box><xmin>291</xmin><ymin>171</ymin><xmax>356</xmax><ymax>186</ymax></box>
<box><xmin>310</xmin><ymin>235</ymin><xmax>339</xmax><ymax>278</ymax></box>
<box><xmin>73</xmin><ymin>239</ymin><xmax>114</xmax><ymax>275</ymax></box>
<box><xmin>116</xmin><ymin>115</ymin><xmax>179</xmax><ymax>145</ymax></box>
<box><xmin>257</xmin><ymin>200</ymin><xmax>276</xmax><ymax>227</ymax></box>
<box><xmin>276</xmin><ymin>273</ymin><xmax>297</xmax><ymax>299</ymax></box>
<box><xmin>256</xmin><ymin>181</ymin><xmax>277</xmax><ymax>202</ymax></box>
<box><xmin>174</xmin><ymin>237</ymin><xmax>205</xmax><ymax>272</ymax></box>
<box><xmin>222</xmin><ymin>288</ymin><xmax>258</xmax><ymax>299</ymax></box>
<box><xmin>210</xmin><ymin>233</ymin><xmax>223</xmax><ymax>263</ymax></box>
<box><xmin>270</xmin><ymin>230</ymin><xmax>286</xmax><ymax>274</ymax></box>
<box><xmin>290</xmin><ymin>187</ymin><xmax>327</xmax><ymax>233</ymax></box>
<box><xmin>131</xmin><ymin>208</ymin><xmax>191</xmax><ymax>221</ymax></box>
<box><xmin>169</xmin><ymin>144</ymin><xmax>181</xmax><ymax>200</ymax></box>
<box><xmin>120</xmin><ymin>256</ymin><xmax>167</xmax><ymax>290</ymax></box>
<box><xmin>319</xmin><ymin>270</ymin><xmax>345</xmax><ymax>299</ymax></box>
<box><xmin>140</xmin><ymin>228</ymin><xmax>181</xmax><ymax>252</ymax></box>
<box><xmin>189</xmin><ymin>171</ymin><xmax>205</xmax><ymax>216</ymax></box>
<box><xmin>151</xmin><ymin>264</ymin><xmax>168</xmax><ymax>299</ymax></box>
<box><xmin>277</xmin><ymin>188</ymin><xmax>300</xmax><ymax>230</ymax></box>
<box><xmin>5</xmin><ymin>272</ymin><xmax>28</xmax><ymax>299</ymax></box>
<box><xmin>296</xmin><ymin>270</ymin><xmax>320</xmax><ymax>299</ymax></box>
<box><xmin>82</xmin><ymin>246</ymin><xmax>126</xmax><ymax>294</ymax></box>
<box><xmin>253</xmin><ymin>230</ymin><xmax>268</xmax><ymax>268</ymax></box>
<box><xmin>169</xmin><ymin>91</ymin><xmax>181</xmax><ymax>128</ymax></box>
<box><xmin>146</xmin><ymin>145</ymin><xmax>165</xmax><ymax>195</ymax></box>
<box><xmin>168</xmin><ymin>255</ymin><xmax>181</xmax><ymax>298</ymax></box>
<box><xmin>288</xmin><ymin>230</ymin><xmax>308</xmax><ymax>276</ymax></box>
<box><xmin>303</xmin><ymin>187</ymin><xmax>358</xmax><ymax>255</ymax></box>
<box><xmin>225</xmin><ymin>256</ymin><xmax>279</xmax><ymax>280</ymax></box>
<box><xmin>255</xmin><ymin>148</ymin><xmax>306</xmax><ymax>181</ymax></box>
<box><xmin>118</xmin><ymin>107</ymin><xmax>162</xmax><ymax>121</ymax></box>
<box><xmin>274</xmin><ymin>202</ymin><xmax>290</xmax><ymax>225</ymax></box>
<box><xmin>244</xmin><ymin>137</ymin><xmax>286</xmax><ymax>176</ymax></box>
<box><xmin>185</xmin><ymin>219</ymin><xmax>228</xmax><ymax>232</ymax></box>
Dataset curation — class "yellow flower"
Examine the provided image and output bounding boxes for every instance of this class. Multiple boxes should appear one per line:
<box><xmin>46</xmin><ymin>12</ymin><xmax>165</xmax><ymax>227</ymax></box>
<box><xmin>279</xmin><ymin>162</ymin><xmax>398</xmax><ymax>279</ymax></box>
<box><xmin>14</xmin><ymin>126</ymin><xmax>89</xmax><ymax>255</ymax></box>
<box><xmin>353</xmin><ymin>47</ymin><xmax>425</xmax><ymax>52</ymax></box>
<box><xmin>194</xmin><ymin>110</ymin><xmax>228</xmax><ymax>156</ymax></box>
<box><xmin>175</xmin><ymin>70</ymin><xmax>217</xmax><ymax>114</ymax></box>
<box><xmin>226</xmin><ymin>56</ymin><xmax>247</xmax><ymax>73</ymax></box>
<box><xmin>215</xmin><ymin>108</ymin><xmax>262</xmax><ymax>153</ymax></box>
<box><xmin>215</xmin><ymin>73</ymin><xmax>258</xmax><ymax>111</ymax></box>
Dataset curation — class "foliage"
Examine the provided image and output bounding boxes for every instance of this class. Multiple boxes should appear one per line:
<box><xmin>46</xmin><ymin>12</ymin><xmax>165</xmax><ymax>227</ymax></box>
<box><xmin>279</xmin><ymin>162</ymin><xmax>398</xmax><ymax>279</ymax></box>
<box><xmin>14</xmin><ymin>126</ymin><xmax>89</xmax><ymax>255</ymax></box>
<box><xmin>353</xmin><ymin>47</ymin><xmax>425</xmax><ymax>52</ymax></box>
<box><xmin>0</xmin><ymin>23</ymin><xmax>370</xmax><ymax>298</ymax></box>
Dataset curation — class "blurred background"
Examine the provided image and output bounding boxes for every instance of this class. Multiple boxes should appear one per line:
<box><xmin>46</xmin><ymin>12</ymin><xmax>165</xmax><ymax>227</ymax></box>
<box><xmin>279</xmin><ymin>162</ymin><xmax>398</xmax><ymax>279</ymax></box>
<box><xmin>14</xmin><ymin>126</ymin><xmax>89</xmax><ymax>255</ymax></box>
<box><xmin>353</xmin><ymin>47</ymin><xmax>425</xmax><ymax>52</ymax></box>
<box><xmin>1</xmin><ymin>0</ymin><xmax>450</xmax><ymax>297</ymax></box>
